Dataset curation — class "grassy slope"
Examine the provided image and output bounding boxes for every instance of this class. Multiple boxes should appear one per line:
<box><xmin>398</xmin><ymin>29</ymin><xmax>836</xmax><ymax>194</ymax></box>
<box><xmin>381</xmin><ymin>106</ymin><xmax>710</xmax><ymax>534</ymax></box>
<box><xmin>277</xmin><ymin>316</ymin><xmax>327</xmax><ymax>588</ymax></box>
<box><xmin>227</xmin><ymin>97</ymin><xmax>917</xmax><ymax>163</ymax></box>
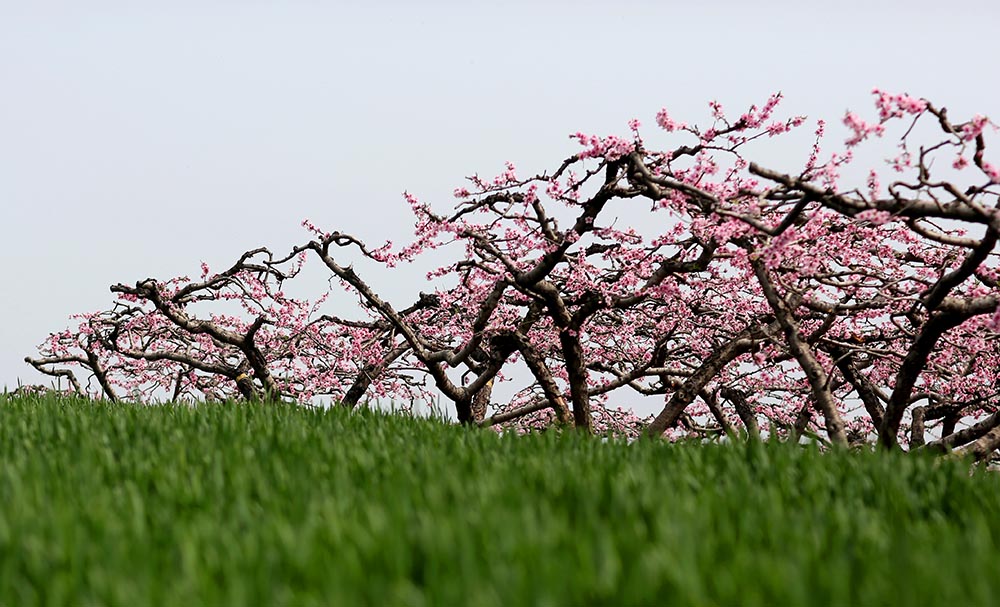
<box><xmin>0</xmin><ymin>396</ymin><xmax>998</xmax><ymax>606</ymax></box>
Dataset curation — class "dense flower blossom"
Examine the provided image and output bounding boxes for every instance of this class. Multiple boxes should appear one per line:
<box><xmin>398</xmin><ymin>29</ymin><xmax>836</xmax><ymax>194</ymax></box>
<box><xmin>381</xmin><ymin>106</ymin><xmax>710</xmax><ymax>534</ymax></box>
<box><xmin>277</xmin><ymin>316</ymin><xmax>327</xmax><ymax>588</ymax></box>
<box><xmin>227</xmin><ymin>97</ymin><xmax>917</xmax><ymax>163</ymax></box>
<box><xmin>28</xmin><ymin>90</ymin><xmax>1000</xmax><ymax>455</ymax></box>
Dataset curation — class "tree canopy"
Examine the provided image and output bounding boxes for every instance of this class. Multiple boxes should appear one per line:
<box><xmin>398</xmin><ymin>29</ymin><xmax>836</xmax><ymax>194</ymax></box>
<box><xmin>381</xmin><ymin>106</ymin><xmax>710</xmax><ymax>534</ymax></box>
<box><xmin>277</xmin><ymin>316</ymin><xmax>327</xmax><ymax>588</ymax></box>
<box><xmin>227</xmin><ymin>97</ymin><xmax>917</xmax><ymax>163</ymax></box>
<box><xmin>27</xmin><ymin>90</ymin><xmax>1000</xmax><ymax>457</ymax></box>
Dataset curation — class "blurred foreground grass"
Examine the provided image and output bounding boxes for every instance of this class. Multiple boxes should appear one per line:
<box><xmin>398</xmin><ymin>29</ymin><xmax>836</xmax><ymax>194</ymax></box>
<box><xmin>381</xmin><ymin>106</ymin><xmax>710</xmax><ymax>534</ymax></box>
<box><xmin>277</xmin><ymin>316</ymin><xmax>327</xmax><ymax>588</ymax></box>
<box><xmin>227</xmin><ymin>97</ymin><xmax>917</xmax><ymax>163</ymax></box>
<box><xmin>0</xmin><ymin>395</ymin><xmax>998</xmax><ymax>606</ymax></box>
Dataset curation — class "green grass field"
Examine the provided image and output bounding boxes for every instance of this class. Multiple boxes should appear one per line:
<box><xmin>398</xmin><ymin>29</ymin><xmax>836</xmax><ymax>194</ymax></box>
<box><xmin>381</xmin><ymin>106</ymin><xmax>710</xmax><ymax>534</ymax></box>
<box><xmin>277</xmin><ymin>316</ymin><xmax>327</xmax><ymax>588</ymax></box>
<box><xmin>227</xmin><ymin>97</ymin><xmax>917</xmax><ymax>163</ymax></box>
<box><xmin>0</xmin><ymin>395</ymin><xmax>998</xmax><ymax>606</ymax></box>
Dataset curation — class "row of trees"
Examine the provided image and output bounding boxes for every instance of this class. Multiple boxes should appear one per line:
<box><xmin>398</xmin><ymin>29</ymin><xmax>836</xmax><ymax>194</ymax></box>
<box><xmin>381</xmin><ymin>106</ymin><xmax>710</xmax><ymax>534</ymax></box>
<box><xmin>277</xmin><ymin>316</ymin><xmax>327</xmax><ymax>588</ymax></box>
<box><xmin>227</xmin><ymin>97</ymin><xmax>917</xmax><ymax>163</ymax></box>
<box><xmin>26</xmin><ymin>90</ymin><xmax>1000</xmax><ymax>458</ymax></box>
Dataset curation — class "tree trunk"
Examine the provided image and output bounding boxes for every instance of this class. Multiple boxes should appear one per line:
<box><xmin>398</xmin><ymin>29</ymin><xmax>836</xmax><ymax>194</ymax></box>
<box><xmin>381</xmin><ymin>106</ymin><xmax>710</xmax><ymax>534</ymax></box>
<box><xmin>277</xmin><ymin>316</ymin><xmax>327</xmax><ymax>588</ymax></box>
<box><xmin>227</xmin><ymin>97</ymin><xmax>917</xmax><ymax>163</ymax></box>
<box><xmin>471</xmin><ymin>378</ymin><xmax>493</xmax><ymax>424</ymax></box>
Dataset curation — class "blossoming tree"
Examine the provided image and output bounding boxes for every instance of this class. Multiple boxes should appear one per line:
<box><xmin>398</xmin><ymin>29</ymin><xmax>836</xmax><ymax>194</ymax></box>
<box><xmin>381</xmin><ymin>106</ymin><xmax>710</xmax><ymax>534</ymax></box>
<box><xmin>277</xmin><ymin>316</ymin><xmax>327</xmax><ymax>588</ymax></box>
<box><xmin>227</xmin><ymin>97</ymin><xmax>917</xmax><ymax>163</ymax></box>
<box><xmin>27</xmin><ymin>90</ymin><xmax>1000</xmax><ymax>458</ymax></box>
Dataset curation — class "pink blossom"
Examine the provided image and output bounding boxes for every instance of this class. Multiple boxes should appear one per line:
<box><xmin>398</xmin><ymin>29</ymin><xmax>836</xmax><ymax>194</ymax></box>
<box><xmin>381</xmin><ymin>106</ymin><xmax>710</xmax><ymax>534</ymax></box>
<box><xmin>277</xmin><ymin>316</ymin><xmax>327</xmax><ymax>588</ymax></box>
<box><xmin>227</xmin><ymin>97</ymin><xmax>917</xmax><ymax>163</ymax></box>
<box><xmin>708</xmin><ymin>100</ymin><xmax>724</xmax><ymax>120</ymax></box>
<box><xmin>766</xmin><ymin>121</ymin><xmax>789</xmax><ymax>136</ymax></box>
<box><xmin>866</xmin><ymin>169</ymin><xmax>881</xmax><ymax>200</ymax></box>
<box><xmin>986</xmin><ymin>304</ymin><xmax>1000</xmax><ymax>332</ymax></box>
<box><xmin>655</xmin><ymin>108</ymin><xmax>680</xmax><ymax>132</ymax></box>
<box><xmin>872</xmin><ymin>89</ymin><xmax>927</xmax><ymax>121</ymax></box>
<box><xmin>982</xmin><ymin>161</ymin><xmax>1000</xmax><ymax>183</ymax></box>
<box><xmin>843</xmin><ymin>111</ymin><xmax>885</xmax><ymax>146</ymax></box>
<box><xmin>961</xmin><ymin>114</ymin><xmax>990</xmax><ymax>142</ymax></box>
<box><xmin>857</xmin><ymin>209</ymin><xmax>893</xmax><ymax>225</ymax></box>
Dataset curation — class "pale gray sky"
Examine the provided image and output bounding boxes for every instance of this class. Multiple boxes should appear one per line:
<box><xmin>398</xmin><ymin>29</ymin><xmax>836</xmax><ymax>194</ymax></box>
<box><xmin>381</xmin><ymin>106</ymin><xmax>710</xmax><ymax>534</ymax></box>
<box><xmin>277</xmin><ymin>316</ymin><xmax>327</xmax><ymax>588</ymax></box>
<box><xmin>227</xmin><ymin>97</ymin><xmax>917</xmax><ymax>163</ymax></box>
<box><xmin>3</xmin><ymin>0</ymin><xmax>999</xmax><ymax>391</ymax></box>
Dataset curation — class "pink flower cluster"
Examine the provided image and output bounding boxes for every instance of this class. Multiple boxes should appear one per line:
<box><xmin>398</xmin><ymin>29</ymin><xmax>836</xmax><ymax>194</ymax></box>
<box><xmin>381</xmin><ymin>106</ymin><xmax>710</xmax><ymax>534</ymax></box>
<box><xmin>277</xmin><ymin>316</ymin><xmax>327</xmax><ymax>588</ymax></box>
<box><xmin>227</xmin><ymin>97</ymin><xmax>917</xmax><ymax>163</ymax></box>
<box><xmin>872</xmin><ymin>89</ymin><xmax>927</xmax><ymax>121</ymax></box>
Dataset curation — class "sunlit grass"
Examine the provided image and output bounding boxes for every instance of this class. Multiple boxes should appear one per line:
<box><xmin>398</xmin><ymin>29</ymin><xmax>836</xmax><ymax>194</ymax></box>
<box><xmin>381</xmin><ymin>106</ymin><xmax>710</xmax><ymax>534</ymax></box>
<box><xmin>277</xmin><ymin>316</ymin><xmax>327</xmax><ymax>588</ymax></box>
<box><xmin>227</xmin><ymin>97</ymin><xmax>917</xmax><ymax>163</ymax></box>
<box><xmin>0</xmin><ymin>394</ymin><xmax>997</xmax><ymax>606</ymax></box>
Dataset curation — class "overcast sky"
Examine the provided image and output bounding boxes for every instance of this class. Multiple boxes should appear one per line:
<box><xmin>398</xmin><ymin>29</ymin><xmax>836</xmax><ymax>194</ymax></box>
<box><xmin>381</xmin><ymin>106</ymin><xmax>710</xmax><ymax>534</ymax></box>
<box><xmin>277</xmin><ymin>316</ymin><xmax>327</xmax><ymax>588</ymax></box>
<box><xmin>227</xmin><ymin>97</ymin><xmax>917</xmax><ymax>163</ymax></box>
<box><xmin>3</xmin><ymin>0</ymin><xmax>999</xmax><ymax>394</ymax></box>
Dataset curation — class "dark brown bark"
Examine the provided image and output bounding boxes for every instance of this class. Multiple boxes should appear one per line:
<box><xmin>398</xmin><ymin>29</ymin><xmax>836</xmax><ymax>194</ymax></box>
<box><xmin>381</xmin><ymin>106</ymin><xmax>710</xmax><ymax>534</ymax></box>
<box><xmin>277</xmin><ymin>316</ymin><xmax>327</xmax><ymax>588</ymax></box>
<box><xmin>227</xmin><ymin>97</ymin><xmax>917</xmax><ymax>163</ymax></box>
<box><xmin>748</xmin><ymin>163</ymin><xmax>1000</xmax><ymax>231</ymax></box>
<box><xmin>23</xmin><ymin>356</ymin><xmax>85</xmax><ymax>397</ymax></box>
<box><xmin>493</xmin><ymin>332</ymin><xmax>572</xmax><ymax>425</ymax></box>
<box><xmin>300</xmin><ymin>240</ymin><xmax>495</xmax><ymax>409</ymax></box>
<box><xmin>111</xmin><ymin>280</ymin><xmax>281</xmax><ymax>401</ymax></box>
<box><xmin>479</xmin><ymin>397</ymin><xmax>550</xmax><ymax>427</ymax></box>
<box><xmin>793</xmin><ymin>404</ymin><xmax>813</xmax><ymax>441</ymax></box>
<box><xmin>341</xmin><ymin>344</ymin><xmax>410</xmax><ymax>408</ymax></box>
<box><xmin>702</xmin><ymin>390</ymin><xmax>737</xmax><ymax>438</ymax></box>
<box><xmin>910</xmin><ymin>406</ymin><xmax>926</xmax><ymax>448</ymax></box>
<box><xmin>877</xmin><ymin>312</ymin><xmax>963</xmax><ymax>449</ymax></box>
<box><xmin>953</xmin><ymin>425</ymin><xmax>1000</xmax><ymax>462</ymax></box>
<box><xmin>721</xmin><ymin>387</ymin><xmax>760</xmax><ymax>440</ymax></box>
<box><xmin>751</xmin><ymin>257</ymin><xmax>847</xmax><ymax>445</ymax></box>
<box><xmin>233</xmin><ymin>371</ymin><xmax>259</xmax><ymax>400</ymax></box>
<box><xmin>921</xmin><ymin>411</ymin><xmax>1000</xmax><ymax>455</ymax></box>
<box><xmin>941</xmin><ymin>413</ymin><xmax>959</xmax><ymax>442</ymax></box>
<box><xmin>830</xmin><ymin>346</ymin><xmax>884</xmax><ymax>429</ymax></box>
<box><xmin>559</xmin><ymin>330</ymin><xmax>593</xmax><ymax>431</ymax></box>
<box><xmin>470</xmin><ymin>378</ymin><xmax>493</xmax><ymax>424</ymax></box>
<box><xmin>921</xmin><ymin>228</ymin><xmax>998</xmax><ymax>311</ymax></box>
<box><xmin>646</xmin><ymin>327</ymin><xmax>762</xmax><ymax>437</ymax></box>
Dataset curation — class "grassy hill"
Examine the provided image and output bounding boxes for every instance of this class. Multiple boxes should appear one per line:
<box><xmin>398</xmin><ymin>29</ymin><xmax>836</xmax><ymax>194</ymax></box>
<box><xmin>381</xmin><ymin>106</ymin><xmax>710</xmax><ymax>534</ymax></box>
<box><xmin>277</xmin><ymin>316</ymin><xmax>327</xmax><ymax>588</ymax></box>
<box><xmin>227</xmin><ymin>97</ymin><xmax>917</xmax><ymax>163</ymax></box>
<box><xmin>0</xmin><ymin>395</ymin><xmax>998</xmax><ymax>606</ymax></box>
